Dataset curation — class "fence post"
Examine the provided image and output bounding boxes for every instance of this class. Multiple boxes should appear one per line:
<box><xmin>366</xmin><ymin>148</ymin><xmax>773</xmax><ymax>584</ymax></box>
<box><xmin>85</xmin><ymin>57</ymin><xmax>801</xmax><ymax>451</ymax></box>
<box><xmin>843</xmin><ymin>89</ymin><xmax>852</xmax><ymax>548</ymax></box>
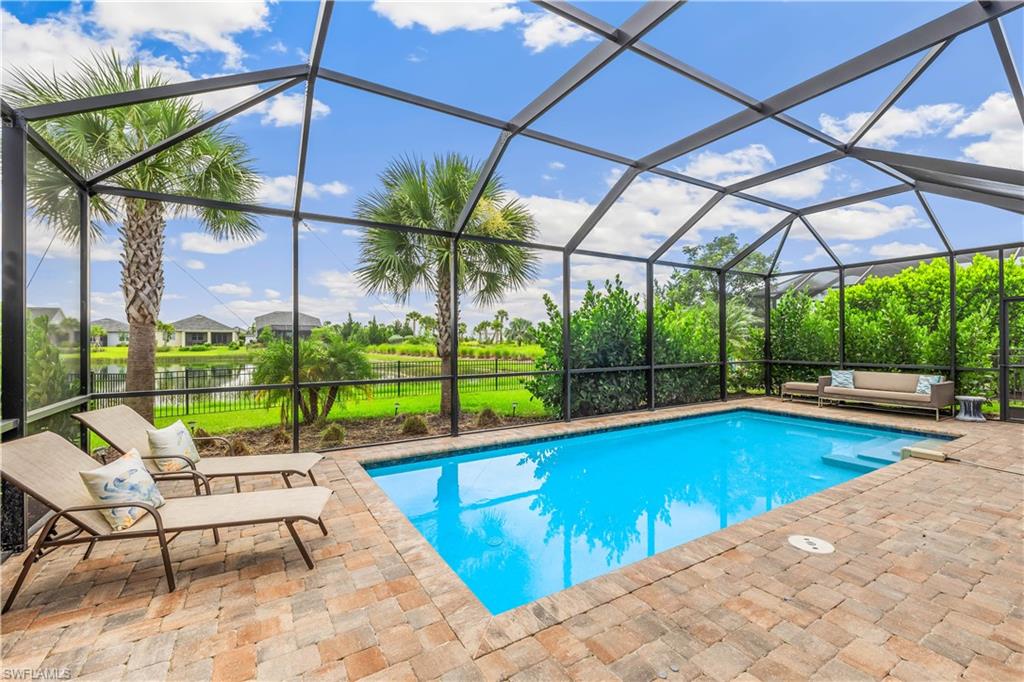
<box><xmin>184</xmin><ymin>368</ymin><xmax>190</xmax><ymax>416</ymax></box>
<box><xmin>397</xmin><ymin>360</ymin><xmax>401</xmax><ymax>397</ymax></box>
<box><xmin>494</xmin><ymin>357</ymin><xmax>498</xmax><ymax>390</ymax></box>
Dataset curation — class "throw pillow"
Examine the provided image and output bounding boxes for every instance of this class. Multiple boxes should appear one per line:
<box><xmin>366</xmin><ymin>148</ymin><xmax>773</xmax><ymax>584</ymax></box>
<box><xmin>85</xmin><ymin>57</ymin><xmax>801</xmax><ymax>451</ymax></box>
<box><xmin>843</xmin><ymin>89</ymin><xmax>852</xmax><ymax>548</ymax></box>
<box><xmin>830</xmin><ymin>369</ymin><xmax>854</xmax><ymax>389</ymax></box>
<box><xmin>915</xmin><ymin>374</ymin><xmax>944</xmax><ymax>395</ymax></box>
<box><xmin>147</xmin><ymin>420</ymin><xmax>200</xmax><ymax>472</ymax></box>
<box><xmin>80</xmin><ymin>449</ymin><xmax>165</xmax><ymax>531</ymax></box>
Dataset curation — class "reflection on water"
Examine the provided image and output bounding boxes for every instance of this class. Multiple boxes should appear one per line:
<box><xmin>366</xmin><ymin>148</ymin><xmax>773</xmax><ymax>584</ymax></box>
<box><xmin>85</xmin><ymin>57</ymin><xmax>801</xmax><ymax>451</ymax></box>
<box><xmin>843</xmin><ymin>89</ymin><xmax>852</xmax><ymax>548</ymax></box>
<box><xmin>370</xmin><ymin>410</ymin><xmax>935</xmax><ymax>613</ymax></box>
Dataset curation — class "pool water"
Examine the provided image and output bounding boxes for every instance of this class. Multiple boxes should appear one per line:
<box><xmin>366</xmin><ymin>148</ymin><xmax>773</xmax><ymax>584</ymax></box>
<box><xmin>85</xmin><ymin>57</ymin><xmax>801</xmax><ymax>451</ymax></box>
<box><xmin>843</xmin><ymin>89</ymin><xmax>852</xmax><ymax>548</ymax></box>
<box><xmin>368</xmin><ymin>409</ymin><xmax>944</xmax><ymax>614</ymax></box>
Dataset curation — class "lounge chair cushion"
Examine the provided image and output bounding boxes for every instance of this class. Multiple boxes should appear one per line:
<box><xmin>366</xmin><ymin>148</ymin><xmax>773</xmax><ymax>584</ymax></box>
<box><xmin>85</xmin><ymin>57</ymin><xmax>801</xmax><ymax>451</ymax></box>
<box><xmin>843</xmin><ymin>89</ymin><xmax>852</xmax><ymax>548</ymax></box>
<box><xmin>782</xmin><ymin>381</ymin><xmax>818</xmax><ymax>395</ymax></box>
<box><xmin>195</xmin><ymin>452</ymin><xmax>323</xmax><ymax>478</ymax></box>
<box><xmin>147</xmin><ymin>420</ymin><xmax>201</xmax><ymax>472</ymax></box>
<box><xmin>127</xmin><ymin>486</ymin><xmax>333</xmax><ymax>533</ymax></box>
<box><xmin>80</xmin><ymin>450</ymin><xmax>166</xmax><ymax>531</ymax></box>
<box><xmin>851</xmin><ymin>371</ymin><xmax>919</xmax><ymax>393</ymax></box>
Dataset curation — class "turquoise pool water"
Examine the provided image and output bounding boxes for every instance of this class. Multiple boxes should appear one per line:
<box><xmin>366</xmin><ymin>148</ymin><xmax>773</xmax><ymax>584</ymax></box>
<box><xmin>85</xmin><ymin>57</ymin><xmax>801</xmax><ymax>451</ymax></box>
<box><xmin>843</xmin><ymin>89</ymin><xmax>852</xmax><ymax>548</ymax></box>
<box><xmin>368</xmin><ymin>409</ymin><xmax>943</xmax><ymax>614</ymax></box>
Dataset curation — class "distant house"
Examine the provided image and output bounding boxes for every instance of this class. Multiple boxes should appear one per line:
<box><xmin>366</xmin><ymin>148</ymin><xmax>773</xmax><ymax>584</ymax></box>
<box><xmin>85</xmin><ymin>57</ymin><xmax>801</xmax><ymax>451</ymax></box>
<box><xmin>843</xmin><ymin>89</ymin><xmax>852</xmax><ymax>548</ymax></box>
<box><xmin>28</xmin><ymin>307</ymin><xmax>79</xmax><ymax>345</ymax></box>
<box><xmin>169</xmin><ymin>315</ymin><xmax>239</xmax><ymax>347</ymax></box>
<box><xmin>254</xmin><ymin>311</ymin><xmax>322</xmax><ymax>340</ymax></box>
<box><xmin>91</xmin><ymin>318</ymin><xmax>130</xmax><ymax>347</ymax></box>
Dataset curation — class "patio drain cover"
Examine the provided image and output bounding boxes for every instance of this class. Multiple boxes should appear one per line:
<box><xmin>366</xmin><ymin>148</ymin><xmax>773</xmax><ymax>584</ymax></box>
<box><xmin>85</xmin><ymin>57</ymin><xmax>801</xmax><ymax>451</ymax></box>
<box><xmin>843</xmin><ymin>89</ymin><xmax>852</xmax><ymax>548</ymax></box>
<box><xmin>788</xmin><ymin>535</ymin><xmax>834</xmax><ymax>554</ymax></box>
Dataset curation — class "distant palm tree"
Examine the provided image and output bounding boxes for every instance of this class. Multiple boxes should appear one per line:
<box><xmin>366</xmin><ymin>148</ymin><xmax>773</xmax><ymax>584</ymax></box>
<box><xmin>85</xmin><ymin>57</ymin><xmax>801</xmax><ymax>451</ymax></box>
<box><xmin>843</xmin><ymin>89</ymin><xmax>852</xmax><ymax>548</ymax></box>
<box><xmin>355</xmin><ymin>154</ymin><xmax>538</xmax><ymax>416</ymax></box>
<box><xmin>406</xmin><ymin>311</ymin><xmax>422</xmax><ymax>336</ymax></box>
<box><xmin>474</xmin><ymin>321</ymin><xmax>492</xmax><ymax>343</ymax></box>
<box><xmin>493</xmin><ymin>309</ymin><xmax>509</xmax><ymax>344</ymax></box>
<box><xmin>8</xmin><ymin>52</ymin><xmax>260</xmax><ymax>421</ymax></box>
<box><xmin>506</xmin><ymin>317</ymin><xmax>534</xmax><ymax>346</ymax></box>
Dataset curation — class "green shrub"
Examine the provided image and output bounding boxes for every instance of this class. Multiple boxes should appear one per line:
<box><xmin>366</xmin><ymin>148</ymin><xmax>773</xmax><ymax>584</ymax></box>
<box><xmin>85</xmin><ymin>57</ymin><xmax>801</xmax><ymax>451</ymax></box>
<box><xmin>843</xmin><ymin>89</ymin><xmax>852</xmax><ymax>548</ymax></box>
<box><xmin>400</xmin><ymin>415</ymin><xmax>428</xmax><ymax>435</ymax></box>
<box><xmin>476</xmin><ymin>407</ymin><xmax>499</xmax><ymax>428</ymax></box>
<box><xmin>320</xmin><ymin>423</ymin><xmax>346</xmax><ymax>447</ymax></box>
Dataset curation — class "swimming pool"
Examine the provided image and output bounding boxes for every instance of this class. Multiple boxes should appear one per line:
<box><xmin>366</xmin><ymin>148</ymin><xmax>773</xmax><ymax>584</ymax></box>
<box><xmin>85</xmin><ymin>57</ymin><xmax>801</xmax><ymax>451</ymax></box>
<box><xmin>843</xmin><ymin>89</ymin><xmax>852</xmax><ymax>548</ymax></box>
<box><xmin>368</xmin><ymin>409</ymin><xmax>945</xmax><ymax>614</ymax></box>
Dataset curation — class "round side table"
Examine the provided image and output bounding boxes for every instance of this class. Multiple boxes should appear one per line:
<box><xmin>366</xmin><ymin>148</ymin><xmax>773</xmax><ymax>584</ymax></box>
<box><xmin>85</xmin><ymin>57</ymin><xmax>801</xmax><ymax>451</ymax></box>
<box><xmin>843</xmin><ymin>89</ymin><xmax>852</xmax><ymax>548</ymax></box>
<box><xmin>954</xmin><ymin>395</ymin><xmax>986</xmax><ymax>422</ymax></box>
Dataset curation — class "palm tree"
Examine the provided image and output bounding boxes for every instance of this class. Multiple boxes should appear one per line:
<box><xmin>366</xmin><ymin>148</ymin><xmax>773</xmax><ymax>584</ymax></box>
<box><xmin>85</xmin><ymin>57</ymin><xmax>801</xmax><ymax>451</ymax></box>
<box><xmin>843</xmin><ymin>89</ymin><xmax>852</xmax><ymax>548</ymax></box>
<box><xmin>474</xmin><ymin>321</ymin><xmax>492</xmax><ymax>343</ymax></box>
<box><xmin>156</xmin><ymin>320</ymin><xmax>176</xmax><ymax>346</ymax></box>
<box><xmin>405</xmin><ymin>311</ymin><xmax>422</xmax><ymax>336</ymax></box>
<box><xmin>355</xmin><ymin>154</ymin><xmax>538</xmax><ymax>416</ymax></box>
<box><xmin>507</xmin><ymin>317</ymin><xmax>534</xmax><ymax>346</ymax></box>
<box><xmin>8</xmin><ymin>52</ymin><xmax>260</xmax><ymax>421</ymax></box>
<box><xmin>493</xmin><ymin>309</ymin><xmax>509</xmax><ymax>344</ymax></box>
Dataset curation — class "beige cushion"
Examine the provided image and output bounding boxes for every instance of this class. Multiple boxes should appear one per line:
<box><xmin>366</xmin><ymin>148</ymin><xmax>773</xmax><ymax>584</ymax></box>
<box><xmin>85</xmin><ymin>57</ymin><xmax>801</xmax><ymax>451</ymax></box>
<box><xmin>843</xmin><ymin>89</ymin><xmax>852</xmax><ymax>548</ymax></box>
<box><xmin>127</xmin><ymin>486</ymin><xmax>332</xmax><ymax>533</ymax></box>
<box><xmin>79</xmin><ymin>450</ymin><xmax>166</xmax><ymax>531</ymax></box>
<box><xmin>852</xmin><ymin>371</ymin><xmax>919</xmax><ymax>393</ymax></box>
<box><xmin>195</xmin><ymin>452</ymin><xmax>322</xmax><ymax>477</ymax></box>
<box><xmin>147</xmin><ymin>420</ymin><xmax>200</xmax><ymax>472</ymax></box>
<box><xmin>782</xmin><ymin>382</ymin><xmax>818</xmax><ymax>394</ymax></box>
<box><xmin>823</xmin><ymin>386</ymin><xmax>931</xmax><ymax>403</ymax></box>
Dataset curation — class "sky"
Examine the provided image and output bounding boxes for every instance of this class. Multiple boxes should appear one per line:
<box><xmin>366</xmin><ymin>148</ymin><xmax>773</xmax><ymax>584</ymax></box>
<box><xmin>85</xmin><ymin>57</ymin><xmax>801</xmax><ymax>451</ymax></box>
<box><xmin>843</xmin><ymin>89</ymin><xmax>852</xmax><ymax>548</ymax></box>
<box><xmin>6</xmin><ymin>0</ymin><xmax>1022</xmax><ymax>331</ymax></box>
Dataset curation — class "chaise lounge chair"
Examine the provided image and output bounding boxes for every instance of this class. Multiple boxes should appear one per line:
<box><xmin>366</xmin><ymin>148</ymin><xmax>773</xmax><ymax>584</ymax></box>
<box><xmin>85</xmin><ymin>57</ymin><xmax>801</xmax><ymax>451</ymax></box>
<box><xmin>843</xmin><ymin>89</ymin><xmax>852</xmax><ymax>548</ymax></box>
<box><xmin>0</xmin><ymin>431</ymin><xmax>333</xmax><ymax>613</ymax></box>
<box><xmin>73</xmin><ymin>405</ymin><xmax>323</xmax><ymax>492</ymax></box>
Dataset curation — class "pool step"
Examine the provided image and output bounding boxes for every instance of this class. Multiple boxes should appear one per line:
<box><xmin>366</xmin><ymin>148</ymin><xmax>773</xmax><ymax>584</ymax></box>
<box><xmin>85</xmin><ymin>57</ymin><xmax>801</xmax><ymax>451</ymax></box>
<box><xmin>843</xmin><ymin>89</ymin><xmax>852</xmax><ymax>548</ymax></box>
<box><xmin>821</xmin><ymin>445</ymin><xmax>904</xmax><ymax>472</ymax></box>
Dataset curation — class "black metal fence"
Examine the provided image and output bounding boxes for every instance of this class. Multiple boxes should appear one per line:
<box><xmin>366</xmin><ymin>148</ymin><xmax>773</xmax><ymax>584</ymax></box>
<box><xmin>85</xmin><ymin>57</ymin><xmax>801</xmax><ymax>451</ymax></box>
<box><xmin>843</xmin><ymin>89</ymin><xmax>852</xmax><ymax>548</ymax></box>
<box><xmin>84</xmin><ymin>358</ymin><xmax>538</xmax><ymax>418</ymax></box>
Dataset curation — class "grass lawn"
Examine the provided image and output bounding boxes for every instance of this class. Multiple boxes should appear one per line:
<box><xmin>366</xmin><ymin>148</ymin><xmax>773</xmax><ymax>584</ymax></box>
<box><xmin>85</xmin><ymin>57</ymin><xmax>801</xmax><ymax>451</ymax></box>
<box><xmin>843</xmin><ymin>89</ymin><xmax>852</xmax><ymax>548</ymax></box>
<box><xmin>149</xmin><ymin>386</ymin><xmax>551</xmax><ymax>435</ymax></box>
<box><xmin>86</xmin><ymin>346</ymin><xmax>256</xmax><ymax>362</ymax></box>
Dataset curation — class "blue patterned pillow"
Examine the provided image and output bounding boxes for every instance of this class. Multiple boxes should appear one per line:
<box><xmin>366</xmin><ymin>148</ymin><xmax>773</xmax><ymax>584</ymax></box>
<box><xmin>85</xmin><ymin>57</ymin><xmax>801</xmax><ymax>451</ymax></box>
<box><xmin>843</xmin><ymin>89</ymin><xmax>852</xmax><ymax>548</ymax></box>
<box><xmin>830</xmin><ymin>369</ymin><xmax>854</xmax><ymax>388</ymax></box>
<box><xmin>916</xmin><ymin>374</ymin><xmax>943</xmax><ymax>395</ymax></box>
<box><xmin>80</xmin><ymin>449</ymin><xmax>165</xmax><ymax>531</ymax></box>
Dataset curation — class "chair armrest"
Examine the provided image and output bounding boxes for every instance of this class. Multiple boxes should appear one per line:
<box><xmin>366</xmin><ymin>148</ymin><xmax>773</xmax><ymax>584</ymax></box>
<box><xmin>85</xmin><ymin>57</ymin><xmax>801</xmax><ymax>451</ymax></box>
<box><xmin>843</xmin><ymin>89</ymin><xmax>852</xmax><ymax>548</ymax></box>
<box><xmin>817</xmin><ymin>375</ymin><xmax>832</xmax><ymax>390</ymax></box>
<box><xmin>139</xmin><ymin>453</ymin><xmax>197</xmax><ymax>471</ymax></box>
<box><xmin>56</xmin><ymin>501</ymin><xmax>165</xmax><ymax>534</ymax></box>
<box><xmin>151</xmin><ymin>469</ymin><xmax>213</xmax><ymax>496</ymax></box>
<box><xmin>930</xmin><ymin>381</ymin><xmax>955</xmax><ymax>406</ymax></box>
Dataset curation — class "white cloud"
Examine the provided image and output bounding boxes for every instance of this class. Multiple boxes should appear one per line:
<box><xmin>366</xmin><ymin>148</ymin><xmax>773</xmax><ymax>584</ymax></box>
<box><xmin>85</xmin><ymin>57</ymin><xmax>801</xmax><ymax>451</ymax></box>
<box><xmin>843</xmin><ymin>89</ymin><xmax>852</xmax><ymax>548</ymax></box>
<box><xmin>90</xmin><ymin>290</ymin><xmax>126</xmax><ymax>318</ymax></box>
<box><xmin>341</xmin><ymin>229</ymin><xmax>363</xmax><ymax>238</ymax></box>
<box><xmin>25</xmin><ymin>216</ymin><xmax>119</xmax><ymax>262</ymax></box>
<box><xmin>548</xmin><ymin>161</ymin><xmax>566</xmax><ymax>171</ymax></box>
<box><xmin>269</xmin><ymin>40</ymin><xmax>287</xmax><ymax>54</ymax></box>
<box><xmin>820</xmin><ymin>103</ymin><xmax>964</xmax><ymax>149</ymax></box>
<box><xmin>264</xmin><ymin>288</ymin><xmax>282</xmax><ymax>299</ymax></box>
<box><xmin>806</xmin><ymin>201</ymin><xmax>925</xmax><ymax>241</ymax></box>
<box><xmin>682</xmin><ymin>144</ymin><xmax>775</xmax><ymax>184</ymax></box>
<box><xmin>179</xmin><ymin>232</ymin><xmax>266</xmax><ymax>254</ymax></box>
<box><xmin>185</xmin><ymin>259</ymin><xmax>206</xmax><ymax>270</ymax></box>
<box><xmin>256</xmin><ymin>175</ymin><xmax>350</xmax><ymax>205</ymax></box>
<box><xmin>91</xmin><ymin>0</ymin><xmax>271</xmax><ymax>70</ymax></box>
<box><xmin>209</xmin><ymin>282</ymin><xmax>252</xmax><ymax>297</ymax></box>
<box><xmin>802</xmin><ymin>243</ymin><xmax>858</xmax><ymax>262</ymax></box>
<box><xmin>869</xmin><ymin>241</ymin><xmax>935</xmax><ymax>258</ymax></box>
<box><xmin>522</xmin><ymin>12</ymin><xmax>596</xmax><ymax>53</ymax></box>
<box><xmin>949</xmin><ymin>92</ymin><xmax>1024</xmax><ymax>170</ymax></box>
<box><xmin>256</xmin><ymin>92</ymin><xmax>331</xmax><ymax>128</ymax></box>
<box><xmin>754</xmin><ymin>165</ymin><xmax>833</xmax><ymax>201</ymax></box>
<box><xmin>370</xmin><ymin>1</ymin><xmax>591</xmax><ymax>52</ymax></box>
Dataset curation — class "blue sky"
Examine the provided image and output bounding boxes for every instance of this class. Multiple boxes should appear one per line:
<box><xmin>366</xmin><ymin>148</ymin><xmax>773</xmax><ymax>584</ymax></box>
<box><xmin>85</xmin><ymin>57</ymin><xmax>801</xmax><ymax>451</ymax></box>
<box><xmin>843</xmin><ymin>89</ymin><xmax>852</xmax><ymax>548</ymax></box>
<box><xmin>6</xmin><ymin>1</ymin><xmax>1021</xmax><ymax>331</ymax></box>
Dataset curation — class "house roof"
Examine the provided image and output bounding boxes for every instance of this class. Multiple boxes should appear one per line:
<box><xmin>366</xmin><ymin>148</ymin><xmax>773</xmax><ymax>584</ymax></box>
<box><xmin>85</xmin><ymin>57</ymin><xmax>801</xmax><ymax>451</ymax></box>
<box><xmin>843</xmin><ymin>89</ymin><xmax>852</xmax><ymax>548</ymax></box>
<box><xmin>254</xmin><ymin>311</ymin><xmax>322</xmax><ymax>329</ymax></box>
<box><xmin>28</xmin><ymin>307</ymin><xmax>65</xmax><ymax>320</ymax></box>
<box><xmin>170</xmin><ymin>314</ymin><xmax>235</xmax><ymax>332</ymax></box>
<box><xmin>92</xmin><ymin>318</ymin><xmax>129</xmax><ymax>333</ymax></box>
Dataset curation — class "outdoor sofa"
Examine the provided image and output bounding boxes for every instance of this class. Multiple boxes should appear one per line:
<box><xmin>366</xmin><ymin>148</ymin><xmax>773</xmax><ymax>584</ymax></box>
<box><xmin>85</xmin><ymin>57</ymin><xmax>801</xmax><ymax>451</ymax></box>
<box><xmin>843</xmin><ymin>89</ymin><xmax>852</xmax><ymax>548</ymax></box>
<box><xmin>781</xmin><ymin>370</ymin><xmax>955</xmax><ymax>420</ymax></box>
<box><xmin>0</xmin><ymin>431</ymin><xmax>332</xmax><ymax>613</ymax></box>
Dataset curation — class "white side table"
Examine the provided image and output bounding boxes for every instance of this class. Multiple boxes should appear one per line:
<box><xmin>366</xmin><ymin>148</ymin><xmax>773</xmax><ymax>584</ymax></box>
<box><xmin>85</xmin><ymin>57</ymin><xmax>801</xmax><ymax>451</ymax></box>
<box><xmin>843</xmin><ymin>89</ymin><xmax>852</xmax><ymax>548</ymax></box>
<box><xmin>954</xmin><ymin>395</ymin><xmax>986</xmax><ymax>422</ymax></box>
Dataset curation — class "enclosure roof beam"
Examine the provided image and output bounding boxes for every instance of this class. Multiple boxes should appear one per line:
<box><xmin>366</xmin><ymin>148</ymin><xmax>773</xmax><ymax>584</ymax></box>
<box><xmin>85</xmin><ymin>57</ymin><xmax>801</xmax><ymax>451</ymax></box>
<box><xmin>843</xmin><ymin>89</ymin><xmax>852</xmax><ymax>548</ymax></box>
<box><xmin>768</xmin><ymin>223</ymin><xmax>792</xmax><ymax>275</ymax></box>
<box><xmin>292</xmin><ymin>0</ymin><xmax>334</xmax><ymax>217</ymax></box>
<box><xmin>87</xmin><ymin>77</ymin><xmax>304</xmax><ymax>187</ymax></box>
<box><xmin>93</xmin><ymin>185</ymin><xmax>294</xmax><ymax>218</ymax></box>
<box><xmin>846</xmin><ymin>147</ymin><xmax>1024</xmax><ymax>187</ymax></box>
<box><xmin>17</xmin><ymin>64</ymin><xmax>309</xmax><ymax>121</ymax></box>
<box><xmin>725</xmin><ymin>151</ymin><xmax>845</xmax><ymax>195</ymax></box>
<box><xmin>800</xmin><ymin>185</ymin><xmax>910</xmax><ymax>215</ymax></box>
<box><xmin>989</xmin><ymin>17</ymin><xmax>1024</xmax><ymax>125</ymax></box>
<box><xmin>647</xmin><ymin>192</ymin><xmax>726</xmax><ymax>263</ymax></box>
<box><xmin>722</xmin><ymin>214</ymin><xmax>797</xmax><ymax>272</ymax></box>
<box><xmin>916</xmin><ymin>181</ymin><xmax>1024</xmax><ymax>214</ymax></box>
<box><xmin>798</xmin><ymin>215</ymin><xmax>843</xmax><ymax>267</ymax></box>
<box><xmin>915</xmin><ymin>190</ymin><xmax>954</xmax><ymax>253</ymax></box>
<box><xmin>454</xmin><ymin>1</ymin><xmax>681</xmax><ymax>238</ymax></box>
<box><xmin>565</xmin><ymin>168</ymin><xmax>642</xmax><ymax>253</ymax></box>
<box><xmin>633</xmin><ymin>0</ymin><xmax>1021</xmax><ymax>170</ymax></box>
<box><xmin>846</xmin><ymin>41</ymin><xmax>950</xmax><ymax>148</ymax></box>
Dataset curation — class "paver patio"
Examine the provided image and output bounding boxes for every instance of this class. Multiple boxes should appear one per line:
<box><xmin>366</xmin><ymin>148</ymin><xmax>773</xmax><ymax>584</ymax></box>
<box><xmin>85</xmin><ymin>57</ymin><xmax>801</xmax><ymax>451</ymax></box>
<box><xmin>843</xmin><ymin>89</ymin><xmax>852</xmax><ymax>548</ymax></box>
<box><xmin>1</xmin><ymin>397</ymin><xmax>1021</xmax><ymax>681</ymax></box>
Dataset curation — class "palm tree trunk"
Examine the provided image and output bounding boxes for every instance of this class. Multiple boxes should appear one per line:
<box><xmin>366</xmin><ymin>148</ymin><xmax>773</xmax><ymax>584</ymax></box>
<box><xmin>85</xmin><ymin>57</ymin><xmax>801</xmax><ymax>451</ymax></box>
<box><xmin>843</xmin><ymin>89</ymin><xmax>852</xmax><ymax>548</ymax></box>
<box><xmin>121</xmin><ymin>200</ymin><xmax>165</xmax><ymax>423</ymax></box>
<box><xmin>436</xmin><ymin>270</ymin><xmax>453</xmax><ymax>418</ymax></box>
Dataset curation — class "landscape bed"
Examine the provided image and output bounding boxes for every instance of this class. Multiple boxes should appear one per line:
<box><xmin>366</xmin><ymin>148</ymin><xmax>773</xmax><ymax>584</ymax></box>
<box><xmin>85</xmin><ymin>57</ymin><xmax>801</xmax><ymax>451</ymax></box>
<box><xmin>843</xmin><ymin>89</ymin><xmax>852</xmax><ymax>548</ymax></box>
<box><xmin>368</xmin><ymin>408</ymin><xmax>949</xmax><ymax>614</ymax></box>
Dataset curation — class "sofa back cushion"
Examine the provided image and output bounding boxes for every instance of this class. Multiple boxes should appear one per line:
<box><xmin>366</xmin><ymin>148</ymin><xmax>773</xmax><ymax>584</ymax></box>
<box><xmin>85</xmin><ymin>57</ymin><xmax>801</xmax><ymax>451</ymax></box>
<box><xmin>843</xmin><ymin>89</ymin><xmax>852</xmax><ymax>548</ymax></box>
<box><xmin>852</xmin><ymin>371</ymin><xmax>919</xmax><ymax>393</ymax></box>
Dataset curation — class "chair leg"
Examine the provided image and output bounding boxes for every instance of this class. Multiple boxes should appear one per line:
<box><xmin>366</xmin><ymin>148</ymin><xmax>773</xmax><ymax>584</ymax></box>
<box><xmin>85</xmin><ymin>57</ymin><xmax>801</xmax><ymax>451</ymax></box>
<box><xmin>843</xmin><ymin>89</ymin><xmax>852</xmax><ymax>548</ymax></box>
<box><xmin>82</xmin><ymin>538</ymin><xmax>97</xmax><ymax>560</ymax></box>
<box><xmin>282</xmin><ymin>473</ymin><xmax>293</xmax><ymax>489</ymax></box>
<box><xmin>285</xmin><ymin>521</ymin><xmax>314</xmax><ymax>569</ymax></box>
<box><xmin>2</xmin><ymin>515</ymin><xmax>60</xmax><ymax>614</ymax></box>
<box><xmin>318</xmin><ymin>518</ymin><xmax>328</xmax><ymax>536</ymax></box>
<box><xmin>307</xmin><ymin>471</ymin><xmax>319</xmax><ymax>487</ymax></box>
<box><xmin>233</xmin><ymin>475</ymin><xmax>241</xmax><ymax>493</ymax></box>
<box><xmin>157</xmin><ymin>531</ymin><xmax>176</xmax><ymax>593</ymax></box>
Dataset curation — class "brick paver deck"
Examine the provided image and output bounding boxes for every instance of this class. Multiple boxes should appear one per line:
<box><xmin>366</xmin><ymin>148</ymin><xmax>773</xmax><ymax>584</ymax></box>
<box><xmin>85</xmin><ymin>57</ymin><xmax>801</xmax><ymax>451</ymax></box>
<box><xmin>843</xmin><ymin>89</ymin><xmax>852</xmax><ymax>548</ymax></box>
<box><xmin>2</xmin><ymin>398</ymin><xmax>1021</xmax><ymax>681</ymax></box>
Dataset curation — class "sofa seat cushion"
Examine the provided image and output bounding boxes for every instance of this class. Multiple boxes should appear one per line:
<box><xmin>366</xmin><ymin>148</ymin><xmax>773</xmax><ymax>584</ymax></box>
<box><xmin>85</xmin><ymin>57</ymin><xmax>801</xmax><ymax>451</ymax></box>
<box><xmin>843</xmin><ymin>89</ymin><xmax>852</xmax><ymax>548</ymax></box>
<box><xmin>782</xmin><ymin>382</ymin><xmax>819</xmax><ymax>394</ymax></box>
<box><xmin>823</xmin><ymin>386</ymin><xmax>931</xmax><ymax>403</ymax></box>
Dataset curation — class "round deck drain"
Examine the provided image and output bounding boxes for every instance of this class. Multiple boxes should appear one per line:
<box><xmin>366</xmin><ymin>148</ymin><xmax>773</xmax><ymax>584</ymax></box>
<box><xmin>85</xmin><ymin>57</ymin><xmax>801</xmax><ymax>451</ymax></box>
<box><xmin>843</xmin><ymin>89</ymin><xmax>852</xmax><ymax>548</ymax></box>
<box><xmin>788</xmin><ymin>535</ymin><xmax>834</xmax><ymax>554</ymax></box>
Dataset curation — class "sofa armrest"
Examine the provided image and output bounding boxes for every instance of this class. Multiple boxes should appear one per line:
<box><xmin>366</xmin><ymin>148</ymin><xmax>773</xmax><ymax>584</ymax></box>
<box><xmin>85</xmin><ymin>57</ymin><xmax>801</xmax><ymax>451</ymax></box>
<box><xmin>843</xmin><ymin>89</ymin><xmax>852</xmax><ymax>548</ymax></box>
<box><xmin>930</xmin><ymin>381</ymin><xmax>955</xmax><ymax>407</ymax></box>
<box><xmin>817</xmin><ymin>375</ymin><xmax>832</xmax><ymax>391</ymax></box>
